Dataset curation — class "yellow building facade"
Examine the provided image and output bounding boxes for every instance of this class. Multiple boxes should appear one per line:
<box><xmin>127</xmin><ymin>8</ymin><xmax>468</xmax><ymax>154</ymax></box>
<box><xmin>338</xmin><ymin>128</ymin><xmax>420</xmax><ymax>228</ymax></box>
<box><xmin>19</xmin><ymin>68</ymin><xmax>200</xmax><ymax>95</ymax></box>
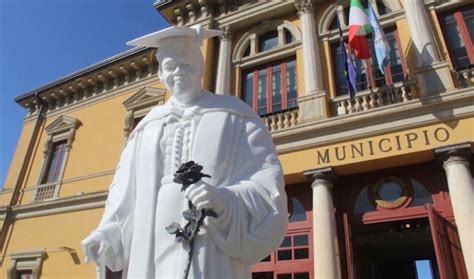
<box><xmin>1</xmin><ymin>1</ymin><xmax>473</xmax><ymax>278</ymax></box>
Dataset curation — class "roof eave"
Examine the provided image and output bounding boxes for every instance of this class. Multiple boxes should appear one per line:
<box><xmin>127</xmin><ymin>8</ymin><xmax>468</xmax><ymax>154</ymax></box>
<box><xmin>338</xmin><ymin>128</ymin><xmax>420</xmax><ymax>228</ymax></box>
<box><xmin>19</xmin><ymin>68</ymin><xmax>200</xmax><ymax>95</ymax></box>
<box><xmin>14</xmin><ymin>46</ymin><xmax>149</xmax><ymax>104</ymax></box>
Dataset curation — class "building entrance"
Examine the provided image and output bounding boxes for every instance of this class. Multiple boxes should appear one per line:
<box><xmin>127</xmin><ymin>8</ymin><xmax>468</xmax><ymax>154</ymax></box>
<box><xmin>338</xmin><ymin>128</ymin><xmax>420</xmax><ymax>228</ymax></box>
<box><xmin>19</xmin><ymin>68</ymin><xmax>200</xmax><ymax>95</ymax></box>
<box><xmin>352</xmin><ymin>218</ymin><xmax>437</xmax><ymax>279</ymax></box>
<box><xmin>338</xmin><ymin>165</ymin><xmax>469</xmax><ymax>279</ymax></box>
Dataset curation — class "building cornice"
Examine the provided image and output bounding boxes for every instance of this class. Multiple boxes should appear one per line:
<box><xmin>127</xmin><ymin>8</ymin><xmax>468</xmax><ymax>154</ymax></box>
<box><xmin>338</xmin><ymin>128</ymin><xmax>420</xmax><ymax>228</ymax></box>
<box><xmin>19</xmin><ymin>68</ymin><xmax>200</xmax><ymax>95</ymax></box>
<box><xmin>215</xmin><ymin>1</ymin><xmax>294</xmax><ymax>30</ymax></box>
<box><xmin>15</xmin><ymin>47</ymin><xmax>158</xmax><ymax>118</ymax></box>
<box><xmin>22</xmin><ymin>75</ymin><xmax>161</xmax><ymax>124</ymax></box>
<box><xmin>2</xmin><ymin>191</ymin><xmax>108</xmax><ymax>220</ymax></box>
<box><xmin>15</xmin><ymin>47</ymin><xmax>147</xmax><ymax>102</ymax></box>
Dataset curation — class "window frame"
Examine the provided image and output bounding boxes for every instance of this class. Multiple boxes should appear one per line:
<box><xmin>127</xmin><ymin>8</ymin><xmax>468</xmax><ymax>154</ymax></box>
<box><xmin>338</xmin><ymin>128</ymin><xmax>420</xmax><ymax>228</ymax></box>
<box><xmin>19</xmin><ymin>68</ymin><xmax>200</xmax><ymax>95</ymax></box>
<box><xmin>232</xmin><ymin>20</ymin><xmax>301</xmax><ymax>107</ymax></box>
<box><xmin>8</xmin><ymin>249</ymin><xmax>45</xmax><ymax>279</ymax></box>
<box><xmin>258</xmin><ymin>30</ymin><xmax>280</xmax><ymax>53</ymax></box>
<box><xmin>123</xmin><ymin>86</ymin><xmax>166</xmax><ymax>140</ymax></box>
<box><xmin>35</xmin><ymin>115</ymin><xmax>80</xmax><ymax>201</ymax></box>
<box><xmin>252</xmin><ymin>185</ymin><xmax>313</xmax><ymax>278</ymax></box>
<box><xmin>438</xmin><ymin>4</ymin><xmax>474</xmax><ymax>70</ymax></box>
<box><xmin>242</xmin><ymin>57</ymin><xmax>298</xmax><ymax>116</ymax></box>
<box><xmin>40</xmin><ymin>140</ymin><xmax>67</xmax><ymax>185</ymax></box>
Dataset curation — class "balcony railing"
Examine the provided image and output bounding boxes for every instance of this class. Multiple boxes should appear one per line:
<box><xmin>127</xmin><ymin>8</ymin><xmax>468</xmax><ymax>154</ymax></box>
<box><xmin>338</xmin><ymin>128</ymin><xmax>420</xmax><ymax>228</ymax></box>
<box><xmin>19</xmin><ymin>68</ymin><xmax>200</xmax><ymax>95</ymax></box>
<box><xmin>331</xmin><ymin>80</ymin><xmax>415</xmax><ymax>116</ymax></box>
<box><xmin>32</xmin><ymin>183</ymin><xmax>58</xmax><ymax>201</ymax></box>
<box><xmin>262</xmin><ymin>108</ymin><xmax>299</xmax><ymax>132</ymax></box>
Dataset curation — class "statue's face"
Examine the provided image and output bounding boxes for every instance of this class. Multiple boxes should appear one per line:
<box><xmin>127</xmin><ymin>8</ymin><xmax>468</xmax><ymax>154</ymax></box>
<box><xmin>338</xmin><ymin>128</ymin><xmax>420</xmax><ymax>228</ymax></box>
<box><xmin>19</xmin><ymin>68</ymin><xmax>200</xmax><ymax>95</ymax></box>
<box><xmin>158</xmin><ymin>48</ymin><xmax>204</xmax><ymax>105</ymax></box>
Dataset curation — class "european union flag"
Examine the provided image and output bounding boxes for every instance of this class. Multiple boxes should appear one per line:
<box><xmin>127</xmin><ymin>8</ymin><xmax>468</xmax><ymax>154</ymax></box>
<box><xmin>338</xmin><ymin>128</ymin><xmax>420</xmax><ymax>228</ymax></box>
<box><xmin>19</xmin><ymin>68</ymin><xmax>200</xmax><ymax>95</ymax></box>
<box><xmin>338</xmin><ymin>18</ymin><xmax>357</xmax><ymax>99</ymax></box>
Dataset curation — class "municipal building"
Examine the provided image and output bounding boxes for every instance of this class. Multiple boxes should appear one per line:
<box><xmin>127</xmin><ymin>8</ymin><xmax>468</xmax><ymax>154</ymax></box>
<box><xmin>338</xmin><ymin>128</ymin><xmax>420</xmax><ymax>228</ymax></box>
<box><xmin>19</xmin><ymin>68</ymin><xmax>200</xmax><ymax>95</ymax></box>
<box><xmin>1</xmin><ymin>0</ymin><xmax>473</xmax><ymax>278</ymax></box>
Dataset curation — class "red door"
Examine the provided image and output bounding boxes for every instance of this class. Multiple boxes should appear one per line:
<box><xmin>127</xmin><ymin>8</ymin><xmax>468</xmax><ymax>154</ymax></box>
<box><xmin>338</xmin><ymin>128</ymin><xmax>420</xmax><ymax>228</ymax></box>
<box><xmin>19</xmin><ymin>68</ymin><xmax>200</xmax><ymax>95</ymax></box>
<box><xmin>426</xmin><ymin>204</ymin><xmax>468</xmax><ymax>279</ymax></box>
<box><xmin>342</xmin><ymin>213</ymin><xmax>355</xmax><ymax>279</ymax></box>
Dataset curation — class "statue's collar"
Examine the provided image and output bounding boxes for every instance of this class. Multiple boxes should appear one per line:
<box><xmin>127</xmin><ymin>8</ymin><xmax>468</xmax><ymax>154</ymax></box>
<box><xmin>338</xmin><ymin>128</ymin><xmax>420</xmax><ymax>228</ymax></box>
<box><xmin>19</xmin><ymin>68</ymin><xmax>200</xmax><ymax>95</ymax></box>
<box><xmin>170</xmin><ymin>90</ymin><xmax>205</xmax><ymax>109</ymax></box>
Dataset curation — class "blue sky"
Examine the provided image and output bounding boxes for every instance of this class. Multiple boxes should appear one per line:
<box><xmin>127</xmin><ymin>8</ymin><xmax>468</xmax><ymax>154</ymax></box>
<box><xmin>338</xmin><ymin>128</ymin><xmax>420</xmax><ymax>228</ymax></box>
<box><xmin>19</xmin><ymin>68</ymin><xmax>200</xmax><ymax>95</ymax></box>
<box><xmin>0</xmin><ymin>0</ymin><xmax>169</xmax><ymax>187</ymax></box>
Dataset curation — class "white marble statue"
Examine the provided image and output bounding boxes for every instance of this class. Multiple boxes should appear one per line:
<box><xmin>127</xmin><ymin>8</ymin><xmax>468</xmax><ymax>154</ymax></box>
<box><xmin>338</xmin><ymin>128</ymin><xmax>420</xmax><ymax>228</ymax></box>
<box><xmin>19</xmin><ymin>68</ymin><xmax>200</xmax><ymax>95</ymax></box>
<box><xmin>81</xmin><ymin>26</ymin><xmax>288</xmax><ymax>279</ymax></box>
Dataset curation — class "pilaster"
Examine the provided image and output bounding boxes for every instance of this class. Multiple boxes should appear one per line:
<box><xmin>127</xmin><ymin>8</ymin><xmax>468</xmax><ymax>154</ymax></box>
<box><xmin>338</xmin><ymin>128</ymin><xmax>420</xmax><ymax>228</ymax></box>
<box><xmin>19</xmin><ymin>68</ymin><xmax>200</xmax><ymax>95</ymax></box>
<box><xmin>295</xmin><ymin>0</ymin><xmax>327</xmax><ymax>122</ymax></box>
<box><xmin>404</xmin><ymin>0</ymin><xmax>454</xmax><ymax>95</ymax></box>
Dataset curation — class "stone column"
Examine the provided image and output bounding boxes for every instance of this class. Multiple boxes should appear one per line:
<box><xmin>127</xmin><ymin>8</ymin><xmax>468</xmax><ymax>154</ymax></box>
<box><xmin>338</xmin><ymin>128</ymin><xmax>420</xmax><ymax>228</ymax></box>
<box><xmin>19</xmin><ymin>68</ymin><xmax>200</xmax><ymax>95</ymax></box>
<box><xmin>215</xmin><ymin>26</ymin><xmax>232</xmax><ymax>95</ymax></box>
<box><xmin>295</xmin><ymin>0</ymin><xmax>323</xmax><ymax>95</ymax></box>
<box><xmin>435</xmin><ymin>143</ymin><xmax>473</xmax><ymax>278</ymax></box>
<box><xmin>294</xmin><ymin>0</ymin><xmax>328</xmax><ymax>122</ymax></box>
<box><xmin>304</xmin><ymin>167</ymin><xmax>342</xmax><ymax>279</ymax></box>
<box><xmin>404</xmin><ymin>0</ymin><xmax>454</xmax><ymax>95</ymax></box>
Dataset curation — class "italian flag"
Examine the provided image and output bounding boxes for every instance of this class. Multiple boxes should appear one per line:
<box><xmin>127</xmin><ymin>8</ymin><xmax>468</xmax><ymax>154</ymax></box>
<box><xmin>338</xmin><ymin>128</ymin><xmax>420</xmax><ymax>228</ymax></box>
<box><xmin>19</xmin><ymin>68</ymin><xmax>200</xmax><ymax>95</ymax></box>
<box><xmin>348</xmin><ymin>0</ymin><xmax>372</xmax><ymax>59</ymax></box>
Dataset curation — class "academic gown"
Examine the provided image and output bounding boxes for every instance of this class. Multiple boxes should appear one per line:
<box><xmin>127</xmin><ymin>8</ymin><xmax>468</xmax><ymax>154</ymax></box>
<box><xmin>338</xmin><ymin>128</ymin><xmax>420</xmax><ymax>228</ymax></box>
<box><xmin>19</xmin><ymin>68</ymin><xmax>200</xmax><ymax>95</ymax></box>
<box><xmin>94</xmin><ymin>91</ymin><xmax>288</xmax><ymax>279</ymax></box>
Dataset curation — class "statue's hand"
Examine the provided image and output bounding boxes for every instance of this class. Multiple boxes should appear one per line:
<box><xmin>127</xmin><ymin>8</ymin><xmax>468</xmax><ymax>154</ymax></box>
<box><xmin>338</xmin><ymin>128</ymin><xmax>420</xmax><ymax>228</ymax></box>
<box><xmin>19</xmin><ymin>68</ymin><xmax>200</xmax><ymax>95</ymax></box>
<box><xmin>184</xmin><ymin>181</ymin><xmax>226</xmax><ymax>215</ymax></box>
<box><xmin>81</xmin><ymin>231</ymin><xmax>111</xmax><ymax>264</ymax></box>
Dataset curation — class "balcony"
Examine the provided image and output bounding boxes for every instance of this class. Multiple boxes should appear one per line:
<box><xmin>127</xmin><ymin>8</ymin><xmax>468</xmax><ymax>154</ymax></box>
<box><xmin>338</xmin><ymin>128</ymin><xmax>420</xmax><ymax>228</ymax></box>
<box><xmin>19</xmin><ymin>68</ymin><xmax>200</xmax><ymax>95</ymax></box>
<box><xmin>331</xmin><ymin>80</ymin><xmax>416</xmax><ymax>116</ymax></box>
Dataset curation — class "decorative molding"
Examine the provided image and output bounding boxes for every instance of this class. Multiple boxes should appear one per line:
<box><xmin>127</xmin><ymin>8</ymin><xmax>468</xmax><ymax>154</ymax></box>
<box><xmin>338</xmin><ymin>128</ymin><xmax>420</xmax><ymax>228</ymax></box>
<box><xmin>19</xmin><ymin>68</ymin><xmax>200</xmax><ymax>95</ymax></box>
<box><xmin>44</xmin><ymin>115</ymin><xmax>81</xmax><ymax>147</ymax></box>
<box><xmin>162</xmin><ymin>0</ymin><xmax>222</xmax><ymax>26</ymax></box>
<box><xmin>215</xmin><ymin>1</ymin><xmax>293</xmax><ymax>33</ymax></box>
<box><xmin>319</xmin><ymin>4</ymin><xmax>405</xmax><ymax>39</ymax></box>
<box><xmin>123</xmin><ymin>87</ymin><xmax>166</xmax><ymax>112</ymax></box>
<box><xmin>220</xmin><ymin>25</ymin><xmax>233</xmax><ymax>41</ymax></box>
<box><xmin>17</xmin><ymin>49</ymin><xmax>158</xmax><ymax>118</ymax></box>
<box><xmin>10</xmin><ymin>191</ymin><xmax>108</xmax><ymax>220</ymax></box>
<box><xmin>318</xmin><ymin>3</ymin><xmax>338</xmax><ymax>34</ymax></box>
<box><xmin>8</xmin><ymin>249</ymin><xmax>45</xmax><ymax>279</ymax></box>
<box><xmin>35</xmin><ymin>115</ymin><xmax>81</xmax><ymax>202</ymax></box>
<box><xmin>123</xmin><ymin>86</ymin><xmax>166</xmax><ymax>137</ymax></box>
<box><xmin>234</xmin><ymin>42</ymin><xmax>300</xmax><ymax>69</ymax></box>
<box><xmin>13</xmin><ymin>169</ymin><xmax>114</xmax><ymax>197</ymax></box>
<box><xmin>434</xmin><ymin>142</ymin><xmax>471</xmax><ymax>169</ymax></box>
<box><xmin>198</xmin><ymin>0</ymin><xmax>210</xmax><ymax>18</ymax></box>
<box><xmin>370</xmin><ymin>176</ymin><xmax>412</xmax><ymax>210</ymax></box>
<box><xmin>432</xmin><ymin>0</ymin><xmax>471</xmax><ymax>13</ymax></box>
<box><xmin>23</xmin><ymin>75</ymin><xmax>160</xmax><ymax>124</ymax></box>
<box><xmin>294</xmin><ymin>0</ymin><xmax>314</xmax><ymax>16</ymax></box>
<box><xmin>232</xmin><ymin>19</ymin><xmax>301</xmax><ymax>61</ymax></box>
<box><xmin>303</xmin><ymin>167</ymin><xmax>335</xmax><ymax>188</ymax></box>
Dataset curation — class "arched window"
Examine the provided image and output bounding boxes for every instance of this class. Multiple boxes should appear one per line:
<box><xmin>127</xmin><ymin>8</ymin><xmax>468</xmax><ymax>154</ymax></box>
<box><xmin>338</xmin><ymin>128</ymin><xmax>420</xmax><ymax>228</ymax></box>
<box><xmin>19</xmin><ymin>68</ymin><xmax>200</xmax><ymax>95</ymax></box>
<box><xmin>354</xmin><ymin>186</ymin><xmax>376</xmax><ymax>215</ymax></box>
<box><xmin>410</xmin><ymin>178</ymin><xmax>433</xmax><ymax>207</ymax></box>
<box><xmin>326</xmin><ymin>1</ymin><xmax>392</xmax><ymax>32</ymax></box>
<box><xmin>233</xmin><ymin>21</ymin><xmax>301</xmax><ymax>116</ymax></box>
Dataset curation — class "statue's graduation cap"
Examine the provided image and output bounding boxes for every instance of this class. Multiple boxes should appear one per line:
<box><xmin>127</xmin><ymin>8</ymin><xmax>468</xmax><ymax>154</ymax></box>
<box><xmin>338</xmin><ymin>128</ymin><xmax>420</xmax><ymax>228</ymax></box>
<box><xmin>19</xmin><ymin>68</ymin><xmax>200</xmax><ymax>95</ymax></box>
<box><xmin>127</xmin><ymin>25</ymin><xmax>222</xmax><ymax>50</ymax></box>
